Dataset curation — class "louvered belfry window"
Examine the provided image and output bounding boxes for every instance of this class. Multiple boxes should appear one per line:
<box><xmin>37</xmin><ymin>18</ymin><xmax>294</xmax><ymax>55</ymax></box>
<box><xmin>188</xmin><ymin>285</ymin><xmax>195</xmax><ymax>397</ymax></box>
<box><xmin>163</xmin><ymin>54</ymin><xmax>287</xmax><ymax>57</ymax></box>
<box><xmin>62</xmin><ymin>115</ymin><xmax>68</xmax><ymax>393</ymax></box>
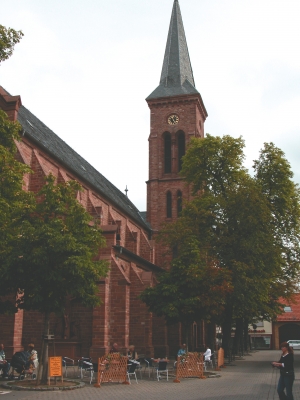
<box><xmin>166</xmin><ymin>191</ymin><xmax>172</xmax><ymax>218</ymax></box>
<box><xmin>177</xmin><ymin>190</ymin><xmax>182</xmax><ymax>216</ymax></box>
<box><xmin>178</xmin><ymin>131</ymin><xmax>185</xmax><ymax>171</ymax></box>
<box><xmin>164</xmin><ymin>133</ymin><xmax>172</xmax><ymax>173</ymax></box>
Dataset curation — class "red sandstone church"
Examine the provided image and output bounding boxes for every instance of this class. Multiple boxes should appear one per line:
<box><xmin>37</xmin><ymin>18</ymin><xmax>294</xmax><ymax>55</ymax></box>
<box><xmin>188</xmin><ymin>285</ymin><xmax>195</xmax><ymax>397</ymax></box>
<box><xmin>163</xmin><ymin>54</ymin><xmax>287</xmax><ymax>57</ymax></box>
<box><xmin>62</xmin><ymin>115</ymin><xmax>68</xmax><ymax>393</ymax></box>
<box><xmin>0</xmin><ymin>0</ymin><xmax>208</xmax><ymax>359</ymax></box>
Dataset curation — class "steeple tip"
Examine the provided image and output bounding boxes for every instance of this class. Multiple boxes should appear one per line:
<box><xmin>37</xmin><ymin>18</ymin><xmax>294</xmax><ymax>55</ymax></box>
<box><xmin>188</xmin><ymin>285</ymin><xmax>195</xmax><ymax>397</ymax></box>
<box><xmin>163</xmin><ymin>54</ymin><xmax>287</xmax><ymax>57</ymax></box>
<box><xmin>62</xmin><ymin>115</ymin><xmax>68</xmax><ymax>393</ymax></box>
<box><xmin>147</xmin><ymin>0</ymin><xmax>198</xmax><ymax>100</ymax></box>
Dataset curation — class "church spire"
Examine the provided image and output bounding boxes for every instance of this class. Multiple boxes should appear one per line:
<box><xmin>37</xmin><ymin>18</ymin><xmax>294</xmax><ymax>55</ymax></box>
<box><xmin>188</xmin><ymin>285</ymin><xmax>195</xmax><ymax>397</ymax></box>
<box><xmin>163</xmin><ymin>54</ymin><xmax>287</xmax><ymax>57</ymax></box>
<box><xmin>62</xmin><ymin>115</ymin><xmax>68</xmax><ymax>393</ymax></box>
<box><xmin>147</xmin><ymin>0</ymin><xmax>199</xmax><ymax>100</ymax></box>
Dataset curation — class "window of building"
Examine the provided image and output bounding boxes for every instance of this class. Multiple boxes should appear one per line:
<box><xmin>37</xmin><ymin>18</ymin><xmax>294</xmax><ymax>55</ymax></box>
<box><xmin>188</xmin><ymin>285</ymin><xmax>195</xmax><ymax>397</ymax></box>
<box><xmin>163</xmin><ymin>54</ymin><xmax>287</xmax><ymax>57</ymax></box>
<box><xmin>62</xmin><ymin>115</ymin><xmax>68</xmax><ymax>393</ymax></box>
<box><xmin>166</xmin><ymin>191</ymin><xmax>172</xmax><ymax>218</ymax></box>
<box><xmin>284</xmin><ymin>306</ymin><xmax>292</xmax><ymax>312</ymax></box>
<box><xmin>177</xmin><ymin>190</ymin><xmax>182</xmax><ymax>216</ymax></box>
<box><xmin>164</xmin><ymin>133</ymin><xmax>172</xmax><ymax>173</ymax></box>
<box><xmin>178</xmin><ymin>131</ymin><xmax>185</xmax><ymax>171</ymax></box>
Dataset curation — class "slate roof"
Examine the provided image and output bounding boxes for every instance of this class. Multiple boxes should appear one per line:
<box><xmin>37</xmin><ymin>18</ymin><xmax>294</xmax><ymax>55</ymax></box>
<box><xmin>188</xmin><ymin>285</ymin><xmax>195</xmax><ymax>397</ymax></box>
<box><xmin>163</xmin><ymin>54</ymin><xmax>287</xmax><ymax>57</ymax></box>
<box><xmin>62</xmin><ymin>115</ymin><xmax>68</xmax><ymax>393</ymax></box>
<box><xmin>16</xmin><ymin>104</ymin><xmax>151</xmax><ymax>232</ymax></box>
<box><xmin>277</xmin><ymin>293</ymin><xmax>300</xmax><ymax>322</ymax></box>
<box><xmin>147</xmin><ymin>0</ymin><xmax>200</xmax><ymax>100</ymax></box>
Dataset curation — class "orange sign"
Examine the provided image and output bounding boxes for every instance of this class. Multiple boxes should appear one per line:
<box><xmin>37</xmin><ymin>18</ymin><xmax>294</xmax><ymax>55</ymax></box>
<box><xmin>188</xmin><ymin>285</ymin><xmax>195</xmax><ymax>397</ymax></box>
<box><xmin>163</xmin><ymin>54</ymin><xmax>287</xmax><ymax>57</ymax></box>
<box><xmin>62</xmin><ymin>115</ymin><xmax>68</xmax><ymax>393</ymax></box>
<box><xmin>49</xmin><ymin>356</ymin><xmax>62</xmax><ymax>377</ymax></box>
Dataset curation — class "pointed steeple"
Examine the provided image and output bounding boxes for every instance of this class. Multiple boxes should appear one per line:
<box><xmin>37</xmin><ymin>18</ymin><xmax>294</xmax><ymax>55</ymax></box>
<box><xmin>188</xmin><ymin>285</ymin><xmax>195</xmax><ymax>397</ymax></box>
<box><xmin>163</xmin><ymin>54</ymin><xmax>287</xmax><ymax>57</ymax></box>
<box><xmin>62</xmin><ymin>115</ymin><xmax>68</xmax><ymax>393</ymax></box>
<box><xmin>147</xmin><ymin>0</ymin><xmax>199</xmax><ymax>100</ymax></box>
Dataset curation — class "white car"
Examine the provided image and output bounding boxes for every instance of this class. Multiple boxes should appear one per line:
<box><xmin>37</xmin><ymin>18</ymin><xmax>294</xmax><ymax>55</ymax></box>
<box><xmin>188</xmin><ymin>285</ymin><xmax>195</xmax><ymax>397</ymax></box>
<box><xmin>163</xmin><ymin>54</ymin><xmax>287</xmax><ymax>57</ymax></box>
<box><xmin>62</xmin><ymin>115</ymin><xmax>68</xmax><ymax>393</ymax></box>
<box><xmin>287</xmin><ymin>340</ymin><xmax>300</xmax><ymax>349</ymax></box>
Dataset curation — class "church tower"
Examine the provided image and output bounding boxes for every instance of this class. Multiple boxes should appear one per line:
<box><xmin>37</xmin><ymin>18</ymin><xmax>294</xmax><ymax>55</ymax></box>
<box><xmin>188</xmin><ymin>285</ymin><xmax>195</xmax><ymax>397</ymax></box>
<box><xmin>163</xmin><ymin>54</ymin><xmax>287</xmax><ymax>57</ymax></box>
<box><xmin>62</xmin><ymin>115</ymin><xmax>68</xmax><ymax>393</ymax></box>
<box><xmin>146</xmin><ymin>0</ymin><xmax>208</xmax><ymax>267</ymax></box>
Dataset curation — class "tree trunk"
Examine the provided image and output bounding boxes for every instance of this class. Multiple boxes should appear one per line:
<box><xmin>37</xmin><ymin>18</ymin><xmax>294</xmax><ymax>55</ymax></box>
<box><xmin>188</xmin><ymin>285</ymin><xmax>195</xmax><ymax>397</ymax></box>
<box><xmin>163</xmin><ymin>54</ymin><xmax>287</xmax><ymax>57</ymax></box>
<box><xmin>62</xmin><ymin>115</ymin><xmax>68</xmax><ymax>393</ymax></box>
<box><xmin>36</xmin><ymin>312</ymin><xmax>50</xmax><ymax>385</ymax></box>
<box><xmin>243</xmin><ymin>319</ymin><xmax>250</xmax><ymax>353</ymax></box>
<box><xmin>184</xmin><ymin>323</ymin><xmax>189</xmax><ymax>352</ymax></box>
<box><xmin>221</xmin><ymin>307</ymin><xmax>233</xmax><ymax>358</ymax></box>
<box><xmin>233</xmin><ymin>318</ymin><xmax>243</xmax><ymax>356</ymax></box>
<box><xmin>206</xmin><ymin>322</ymin><xmax>216</xmax><ymax>352</ymax></box>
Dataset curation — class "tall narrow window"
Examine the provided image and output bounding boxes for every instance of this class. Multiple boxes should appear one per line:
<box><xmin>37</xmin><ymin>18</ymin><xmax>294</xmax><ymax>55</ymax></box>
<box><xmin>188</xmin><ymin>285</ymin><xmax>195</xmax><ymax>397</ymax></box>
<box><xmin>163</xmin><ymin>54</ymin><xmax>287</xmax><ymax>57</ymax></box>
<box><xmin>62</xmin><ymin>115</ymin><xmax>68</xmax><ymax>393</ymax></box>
<box><xmin>178</xmin><ymin>131</ymin><xmax>185</xmax><ymax>171</ymax></box>
<box><xmin>166</xmin><ymin>191</ymin><xmax>172</xmax><ymax>218</ymax></box>
<box><xmin>177</xmin><ymin>190</ymin><xmax>182</xmax><ymax>216</ymax></box>
<box><xmin>164</xmin><ymin>133</ymin><xmax>172</xmax><ymax>173</ymax></box>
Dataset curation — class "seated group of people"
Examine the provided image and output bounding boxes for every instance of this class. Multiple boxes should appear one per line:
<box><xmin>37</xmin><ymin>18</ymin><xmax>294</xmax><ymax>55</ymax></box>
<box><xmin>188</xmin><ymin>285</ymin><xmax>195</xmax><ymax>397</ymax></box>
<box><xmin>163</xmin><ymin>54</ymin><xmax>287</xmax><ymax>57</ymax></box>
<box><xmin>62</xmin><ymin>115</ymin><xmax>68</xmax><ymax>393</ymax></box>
<box><xmin>110</xmin><ymin>342</ymin><xmax>138</xmax><ymax>362</ymax></box>
<box><xmin>177</xmin><ymin>343</ymin><xmax>212</xmax><ymax>361</ymax></box>
<box><xmin>0</xmin><ymin>343</ymin><xmax>38</xmax><ymax>378</ymax></box>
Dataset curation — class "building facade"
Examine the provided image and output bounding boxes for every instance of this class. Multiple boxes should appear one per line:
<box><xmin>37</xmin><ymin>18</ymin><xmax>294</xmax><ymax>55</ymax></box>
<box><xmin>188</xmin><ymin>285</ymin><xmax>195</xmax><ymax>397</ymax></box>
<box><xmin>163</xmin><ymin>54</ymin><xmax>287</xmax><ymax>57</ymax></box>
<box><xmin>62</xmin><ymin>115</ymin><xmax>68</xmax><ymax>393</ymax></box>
<box><xmin>0</xmin><ymin>0</ymin><xmax>208</xmax><ymax>359</ymax></box>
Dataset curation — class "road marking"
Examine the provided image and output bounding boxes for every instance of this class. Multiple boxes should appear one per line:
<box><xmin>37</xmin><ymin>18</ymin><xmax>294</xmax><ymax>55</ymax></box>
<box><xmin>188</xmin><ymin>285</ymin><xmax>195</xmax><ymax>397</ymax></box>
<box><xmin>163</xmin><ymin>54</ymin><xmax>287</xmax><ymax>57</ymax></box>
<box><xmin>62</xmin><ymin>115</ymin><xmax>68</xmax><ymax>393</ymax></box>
<box><xmin>0</xmin><ymin>392</ymin><xmax>11</xmax><ymax>395</ymax></box>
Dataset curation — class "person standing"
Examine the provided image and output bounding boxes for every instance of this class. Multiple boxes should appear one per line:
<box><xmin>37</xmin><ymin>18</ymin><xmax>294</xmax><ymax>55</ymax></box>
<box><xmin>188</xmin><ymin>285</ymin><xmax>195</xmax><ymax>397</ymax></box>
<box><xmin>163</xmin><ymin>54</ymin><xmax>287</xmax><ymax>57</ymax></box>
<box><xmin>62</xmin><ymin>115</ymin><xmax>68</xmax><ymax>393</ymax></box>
<box><xmin>272</xmin><ymin>341</ymin><xmax>295</xmax><ymax>400</ymax></box>
<box><xmin>203</xmin><ymin>345</ymin><xmax>212</xmax><ymax>361</ymax></box>
<box><xmin>28</xmin><ymin>344</ymin><xmax>38</xmax><ymax>369</ymax></box>
<box><xmin>0</xmin><ymin>344</ymin><xmax>10</xmax><ymax>378</ymax></box>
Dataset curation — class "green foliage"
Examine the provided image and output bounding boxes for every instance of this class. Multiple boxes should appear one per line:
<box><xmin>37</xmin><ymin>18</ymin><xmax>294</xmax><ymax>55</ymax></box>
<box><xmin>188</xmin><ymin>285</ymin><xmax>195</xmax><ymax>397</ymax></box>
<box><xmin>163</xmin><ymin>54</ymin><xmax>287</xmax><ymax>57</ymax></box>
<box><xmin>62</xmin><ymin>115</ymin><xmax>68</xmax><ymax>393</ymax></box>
<box><xmin>0</xmin><ymin>112</ymin><xmax>108</xmax><ymax>316</ymax></box>
<box><xmin>4</xmin><ymin>175</ymin><xmax>109</xmax><ymax>314</ymax></box>
<box><xmin>140</xmin><ymin>211</ymin><xmax>232</xmax><ymax>326</ymax></box>
<box><xmin>0</xmin><ymin>111</ymin><xmax>33</xmax><ymax>312</ymax></box>
<box><xmin>141</xmin><ymin>134</ymin><xmax>300</xmax><ymax>349</ymax></box>
<box><xmin>181</xmin><ymin>134</ymin><xmax>247</xmax><ymax>195</ymax></box>
<box><xmin>0</xmin><ymin>25</ymin><xmax>23</xmax><ymax>63</ymax></box>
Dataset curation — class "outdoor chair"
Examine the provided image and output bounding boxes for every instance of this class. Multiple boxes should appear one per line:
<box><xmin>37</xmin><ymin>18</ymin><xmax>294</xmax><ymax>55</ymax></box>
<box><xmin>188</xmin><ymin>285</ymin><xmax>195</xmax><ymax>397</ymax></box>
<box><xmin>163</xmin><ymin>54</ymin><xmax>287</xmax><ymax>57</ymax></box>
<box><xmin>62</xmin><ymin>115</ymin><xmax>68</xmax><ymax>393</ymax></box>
<box><xmin>127</xmin><ymin>362</ymin><xmax>138</xmax><ymax>384</ymax></box>
<box><xmin>136</xmin><ymin>356</ymin><xmax>145</xmax><ymax>379</ymax></box>
<box><xmin>156</xmin><ymin>360</ymin><xmax>168</xmax><ymax>381</ymax></box>
<box><xmin>144</xmin><ymin>358</ymin><xmax>155</xmax><ymax>378</ymax></box>
<box><xmin>78</xmin><ymin>357</ymin><xmax>94</xmax><ymax>384</ymax></box>
<box><xmin>62</xmin><ymin>357</ymin><xmax>75</xmax><ymax>378</ymax></box>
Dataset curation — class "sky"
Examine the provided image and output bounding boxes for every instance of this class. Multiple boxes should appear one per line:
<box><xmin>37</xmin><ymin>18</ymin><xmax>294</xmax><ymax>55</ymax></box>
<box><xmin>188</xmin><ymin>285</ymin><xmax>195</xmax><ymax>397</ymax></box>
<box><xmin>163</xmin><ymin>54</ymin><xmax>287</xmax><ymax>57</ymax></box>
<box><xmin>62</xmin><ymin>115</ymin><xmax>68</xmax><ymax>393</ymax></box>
<box><xmin>1</xmin><ymin>0</ymin><xmax>300</xmax><ymax>211</ymax></box>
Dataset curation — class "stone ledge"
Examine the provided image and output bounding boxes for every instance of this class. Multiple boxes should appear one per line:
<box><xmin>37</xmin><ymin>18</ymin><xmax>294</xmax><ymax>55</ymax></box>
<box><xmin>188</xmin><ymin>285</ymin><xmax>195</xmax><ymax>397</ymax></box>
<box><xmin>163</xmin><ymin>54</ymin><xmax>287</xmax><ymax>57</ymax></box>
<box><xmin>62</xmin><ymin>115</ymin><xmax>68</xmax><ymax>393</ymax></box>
<box><xmin>1</xmin><ymin>380</ymin><xmax>85</xmax><ymax>391</ymax></box>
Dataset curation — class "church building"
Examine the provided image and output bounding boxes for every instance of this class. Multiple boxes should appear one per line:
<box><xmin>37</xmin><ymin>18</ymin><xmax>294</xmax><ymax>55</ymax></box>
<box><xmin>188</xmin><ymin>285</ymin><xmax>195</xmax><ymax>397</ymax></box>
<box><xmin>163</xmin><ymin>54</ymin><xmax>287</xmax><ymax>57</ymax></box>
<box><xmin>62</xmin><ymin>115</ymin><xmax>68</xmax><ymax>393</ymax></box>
<box><xmin>0</xmin><ymin>0</ymin><xmax>208</xmax><ymax>359</ymax></box>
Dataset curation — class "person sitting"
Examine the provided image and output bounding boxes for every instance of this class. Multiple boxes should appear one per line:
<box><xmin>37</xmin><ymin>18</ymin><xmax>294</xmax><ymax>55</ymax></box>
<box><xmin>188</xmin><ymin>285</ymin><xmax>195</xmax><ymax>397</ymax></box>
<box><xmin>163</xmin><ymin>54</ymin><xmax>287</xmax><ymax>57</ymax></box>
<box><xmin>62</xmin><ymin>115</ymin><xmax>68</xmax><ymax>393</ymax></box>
<box><xmin>28</xmin><ymin>343</ymin><xmax>38</xmax><ymax>369</ymax></box>
<box><xmin>0</xmin><ymin>344</ymin><xmax>10</xmax><ymax>378</ymax></box>
<box><xmin>127</xmin><ymin>345</ymin><xmax>138</xmax><ymax>361</ymax></box>
<box><xmin>110</xmin><ymin>343</ymin><xmax>119</xmax><ymax>353</ymax></box>
<box><xmin>177</xmin><ymin>343</ymin><xmax>187</xmax><ymax>356</ymax></box>
<box><xmin>203</xmin><ymin>345</ymin><xmax>212</xmax><ymax>361</ymax></box>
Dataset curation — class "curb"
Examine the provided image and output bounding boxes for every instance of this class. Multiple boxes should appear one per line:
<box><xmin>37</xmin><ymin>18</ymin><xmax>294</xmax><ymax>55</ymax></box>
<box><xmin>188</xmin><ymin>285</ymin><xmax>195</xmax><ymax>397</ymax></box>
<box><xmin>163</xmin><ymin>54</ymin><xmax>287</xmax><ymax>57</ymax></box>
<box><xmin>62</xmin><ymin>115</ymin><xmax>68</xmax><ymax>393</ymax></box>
<box><xmin>1</xmin><ymin>380</ymin><xmax>85</xmax><ymax>391</ymax></box>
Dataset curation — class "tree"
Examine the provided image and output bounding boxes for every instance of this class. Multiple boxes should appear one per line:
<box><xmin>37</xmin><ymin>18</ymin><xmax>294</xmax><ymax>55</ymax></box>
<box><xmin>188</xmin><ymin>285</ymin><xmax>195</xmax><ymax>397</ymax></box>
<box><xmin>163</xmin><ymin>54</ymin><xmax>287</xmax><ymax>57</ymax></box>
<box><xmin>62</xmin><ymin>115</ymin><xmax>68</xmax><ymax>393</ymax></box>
<box><xmin>0</xmin><ymin>25</ymin><xmax>23</xmax><ymax>64</ymax></box>
<box><xmin>140</xmin><ymin>206</ymin><xmax>232</xmax><ymax>348</ymax></box>
<box><xmin>1</xmin><ymin>175</ymin><xmax>109</xmax><ymax>383</ymax></box>
<box><xmin>0</xmin><ymin>110</ymin><xmax>34</xmax><ymax>313</ymax></box>
<box><xmin>142</xmin><ymin>134</ymin><xmax>300</xmax><ymax>355</ymax></box>
<box><xmin>180</xmin><ymin>135</ymin><xmax>300</xmax><ymax>354</ymax></box>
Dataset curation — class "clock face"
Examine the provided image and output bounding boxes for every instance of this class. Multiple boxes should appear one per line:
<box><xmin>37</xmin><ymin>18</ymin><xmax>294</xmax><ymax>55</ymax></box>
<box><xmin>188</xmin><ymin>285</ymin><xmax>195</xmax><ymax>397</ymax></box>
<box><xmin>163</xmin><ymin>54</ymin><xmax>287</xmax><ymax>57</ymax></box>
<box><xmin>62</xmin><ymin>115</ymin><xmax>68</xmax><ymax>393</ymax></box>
<box><xmin>168</xmin><ymin>114</ymin><xmax>179</xmax><ymax>125</ymax></box>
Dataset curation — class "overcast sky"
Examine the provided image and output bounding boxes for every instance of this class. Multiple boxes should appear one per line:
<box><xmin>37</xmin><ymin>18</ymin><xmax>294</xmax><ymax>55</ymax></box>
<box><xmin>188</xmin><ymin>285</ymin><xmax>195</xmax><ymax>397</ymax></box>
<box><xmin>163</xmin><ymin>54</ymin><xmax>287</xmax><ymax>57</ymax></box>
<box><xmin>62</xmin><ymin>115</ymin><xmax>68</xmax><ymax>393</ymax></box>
<box><xmin>1</xmin><ymin>0</ymin><xmax>300</xmax><ymax>211</ymax></box>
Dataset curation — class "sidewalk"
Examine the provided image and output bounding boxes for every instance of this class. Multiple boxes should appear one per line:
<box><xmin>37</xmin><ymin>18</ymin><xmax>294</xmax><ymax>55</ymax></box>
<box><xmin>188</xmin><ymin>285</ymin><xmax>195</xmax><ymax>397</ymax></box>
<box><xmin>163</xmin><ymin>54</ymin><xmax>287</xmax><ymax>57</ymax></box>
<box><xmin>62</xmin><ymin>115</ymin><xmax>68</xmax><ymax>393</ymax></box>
<box><xmin>1</xmin><ymin>350</ymin><xmax>300</xmax><ymax>400</ymax></box>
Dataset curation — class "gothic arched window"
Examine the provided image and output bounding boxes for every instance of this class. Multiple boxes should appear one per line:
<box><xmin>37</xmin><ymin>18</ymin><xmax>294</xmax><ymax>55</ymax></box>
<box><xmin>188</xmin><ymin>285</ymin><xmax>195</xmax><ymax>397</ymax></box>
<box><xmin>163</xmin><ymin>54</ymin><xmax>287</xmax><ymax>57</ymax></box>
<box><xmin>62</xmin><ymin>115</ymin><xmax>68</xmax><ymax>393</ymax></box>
<box><xmin>164</xmin><ymin>133</ymin><xmax>172</xmax><ymax>173</ymax></box>
<box><xmin>178</xmin><ymin>131</ymin><xmax>185</xmax><ymax>171</ymax></box>
<box><xmin>177</xmin><ymin>190</ymin><xmax>182</xmax><ymax>216</ymax></box>
<box><xmin>166</xmin><ymin>191</ymin><xmax>172</xmax><ymax>218</ymax></box>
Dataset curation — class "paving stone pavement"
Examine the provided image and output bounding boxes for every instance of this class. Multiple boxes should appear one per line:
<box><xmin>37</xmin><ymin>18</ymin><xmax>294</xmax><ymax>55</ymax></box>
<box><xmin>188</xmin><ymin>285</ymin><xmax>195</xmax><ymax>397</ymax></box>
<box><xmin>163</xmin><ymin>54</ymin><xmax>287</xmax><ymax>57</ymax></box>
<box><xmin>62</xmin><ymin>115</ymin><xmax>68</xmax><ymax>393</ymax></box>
<box><xmin>1</xmin><ymin>350</ymin><xmax>300</xmax><ymax>400</ymax></box>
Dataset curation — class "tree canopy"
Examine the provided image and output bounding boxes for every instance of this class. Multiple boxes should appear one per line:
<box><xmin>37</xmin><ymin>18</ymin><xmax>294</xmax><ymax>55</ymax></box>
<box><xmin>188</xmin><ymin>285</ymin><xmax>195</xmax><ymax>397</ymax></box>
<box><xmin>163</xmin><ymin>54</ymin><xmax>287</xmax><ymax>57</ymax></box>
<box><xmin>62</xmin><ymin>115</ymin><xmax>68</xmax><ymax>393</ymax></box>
<box><xmin>5</xmin><ymin>174</ymin><xmax>109</xmax><ymax>315</ymax></box>
<box><xmin>0</xmin><ymin>110</ymin><xmax>33</xmax><ymax>313</ymax></box>
<box><xmin>0</xmin><ymin>25</ymin><xmax>23</xmax><ymax>64</ymax></box>
<box><xmin>141</xmin><ymin>134</ymin><xmax>300</xmax><ymax>352</ymax></box>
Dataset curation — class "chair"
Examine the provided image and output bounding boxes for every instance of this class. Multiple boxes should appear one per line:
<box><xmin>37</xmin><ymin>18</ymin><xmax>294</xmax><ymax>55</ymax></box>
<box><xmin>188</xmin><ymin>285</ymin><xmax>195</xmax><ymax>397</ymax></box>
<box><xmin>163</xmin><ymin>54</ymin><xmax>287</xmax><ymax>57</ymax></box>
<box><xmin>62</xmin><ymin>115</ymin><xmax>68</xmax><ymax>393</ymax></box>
<box><xmin>78</xmin><ymin>357</ymin><xmax>94</xmax><ymax>384</ymax></box>
<box><xmin>127</xmin><ymin>362</ymin><xmax>138</xmax><ymax>384</ymax></box>
<box><xmin>144</xmin><ymin>358</ymin><xmax>155</xmax><ymax>378</ymax></box>
<box><xmin>136</xmin><ymin>357</ymin><xmax>144</xmax><ymax>379</ymax></box>
<box><xmin>156</xmin><ymin>360</ymin><xmax>168</xmax><ymax>381</ymax></box>
<box><xmin>62</xmin><ymin>357</ymin><xmax>75</xmax><ymax>378</ymax></box>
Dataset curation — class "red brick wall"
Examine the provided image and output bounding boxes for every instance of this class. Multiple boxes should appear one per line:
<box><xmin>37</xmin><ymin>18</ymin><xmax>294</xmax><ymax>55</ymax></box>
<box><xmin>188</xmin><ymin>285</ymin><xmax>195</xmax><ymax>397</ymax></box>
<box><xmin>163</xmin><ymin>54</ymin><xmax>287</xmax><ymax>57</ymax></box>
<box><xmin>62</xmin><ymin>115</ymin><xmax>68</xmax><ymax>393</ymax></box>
<box><xmin>109</xmin><ymin>259</ymin><xmax>130</xmax><ymax>354</ymax></box>
<box><xmin>129</xmin><ymin>267</ymin><xmax>154</xmax><ymax>357</ymax></box>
